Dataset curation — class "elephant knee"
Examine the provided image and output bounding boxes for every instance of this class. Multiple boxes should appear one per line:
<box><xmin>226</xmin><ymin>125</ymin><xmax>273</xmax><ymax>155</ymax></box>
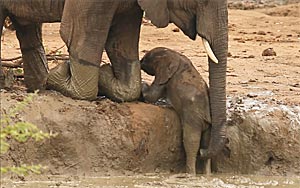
<box><xmin>99</xmin><ymin>64</ymin><xmax>114</xmax><ymax>80</ymax></box>
<box><xmin>47</xmin><ymin>60</ymin><xmax>99</xmax><ymax>101</ymax></box>
<box><xmin>98</xmin><ymin>62</ymin><xmax>141</xmax><ymax>102</ymax></box>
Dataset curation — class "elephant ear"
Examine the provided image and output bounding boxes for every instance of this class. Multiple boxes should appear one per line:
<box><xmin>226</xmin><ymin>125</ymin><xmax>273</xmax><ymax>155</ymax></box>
<box><xmin>155</xmin><ymin>58</ymin><xmax>180</xmax><ymax>85</ymax></box>
<box><xmin>138</xmin><ymin>0</ymin><xmax>169</xmax><ymax>28</ymax></box>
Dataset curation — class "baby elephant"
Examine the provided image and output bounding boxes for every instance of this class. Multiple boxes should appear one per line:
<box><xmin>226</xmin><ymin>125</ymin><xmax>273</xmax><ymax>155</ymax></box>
<box><xmin>141</xmin><ymin>47</ymin><xmax>212</xmax><ymax>175</ymax></box>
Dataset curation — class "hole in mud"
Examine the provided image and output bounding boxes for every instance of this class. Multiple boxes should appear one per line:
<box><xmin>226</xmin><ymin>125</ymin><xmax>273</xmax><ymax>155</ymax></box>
<box><xmin>266</xmin><ymin>156</ymin><xmax>275</xmax><ymax>165</ymax></box>
<box><xmin>265</xmin><ymin>151</ymin><xmax>275</xmax><ymax>165</ymax></box>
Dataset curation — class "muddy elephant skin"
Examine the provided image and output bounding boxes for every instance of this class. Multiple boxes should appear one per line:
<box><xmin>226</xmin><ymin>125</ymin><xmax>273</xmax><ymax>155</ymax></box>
<box><xmin>0</xmin><ymin>0</ymin><xmax>65</xmax><ymax>91</ymax></box>
<box><xmin>47</xmin><ymin>0</ymin><xmax>144</xmax><ymax>101</ymax></box>
<box><xmin>2</xmin><ymin>0</ymin><xmax>228</xmax><ymax>160</ymax></box>
<box><xmin>51</xmin><ymin>0</ymin><xmax>228</xmax><ymax>159</ymax></box>
<box><xmin>141</xmin><ymin>47</ymin><xmax>212</xmax><ymax>175</ymax></box>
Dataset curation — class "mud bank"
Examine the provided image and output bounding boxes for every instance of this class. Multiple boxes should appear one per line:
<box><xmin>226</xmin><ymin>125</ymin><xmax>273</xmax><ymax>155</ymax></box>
<box><xmin>1</xmin><ymin>90</ymin><xmax>300</xmax><ymax>176</ymax></box>
<box><xmin>2</xmin><ymin>174</ymin><xmax>300</xmax><ymax>188</ymax></box>
<box><xmin>1</xmin><ymin>90</ymin><xmax>184</xmax><ymax>176</ymax></box>
<box><xmin>217</xmin><ymin>96</ymin><xmax>300</xmax><ymax>175</ymax></box>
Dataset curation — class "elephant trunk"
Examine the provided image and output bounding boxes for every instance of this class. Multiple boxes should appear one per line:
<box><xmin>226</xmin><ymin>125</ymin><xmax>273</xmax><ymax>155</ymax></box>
<box><xmin>200</xmin><ymin>3</ymin><xmax>228</xmax><ymax>159</ymax></box>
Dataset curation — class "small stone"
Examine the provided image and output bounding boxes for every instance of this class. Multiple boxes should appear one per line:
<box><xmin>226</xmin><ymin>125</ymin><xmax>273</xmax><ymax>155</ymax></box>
<box><xmin>292</xmin><ymin>83</ymin><xmax>300</xmax><ymax>88</ymax></box>
<box><xmin>237</xmin><ymin>98</ymin><xmax>243</xmax><ymax>104</ymax></box>
<box><xmin>262</xmin><ymin>48</ymin><xmax>277</xmax><ymax>56</ymax></box>
<box><xmin>247</xmin><ymin>93</ymin><xmax>258</xmax><ymax>98</ymax></box>
<box><xmin>257</xmin><ymin>31</ymin><xmax>266</xmax><ymax>35</ymax></box>
<box><xmin>172</xmin><ymin>27</ymin><xmax>180</xmax><ymax>32</ymax></box>
<box><xmin>141</xmin><ymin>50</ymin><xmax>149</xmax><ymax>53</ymax></box>
<box><xmin>244</xmin><ymin>55</ymin><xmax>255</xmax><ymax>59</ymax></box>
<box><xmin>56</xmin><ymin>182</ymin><xmax>62</xmax><ymax>187</ymax></box>
<box><xmin>238</xmin><ymin>39</ymin><xmax>246</xmax><ymax>43</ymax></box>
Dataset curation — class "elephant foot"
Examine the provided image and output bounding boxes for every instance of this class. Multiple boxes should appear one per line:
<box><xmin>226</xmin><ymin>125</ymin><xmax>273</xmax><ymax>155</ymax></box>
<box><xmin>47</xmin><ymin>58</ymin><xmax>99</xmax><ymax>100</ymax></box>
<box><xmin>24</xmin><ymin>70</ymin><xmax>48</xmax><ymax>92</ymax></box>
<box><xmin>203</xmin><ymin>158</ymin><xmax>212</xmax><ymax>175</ymax></box>
<box><xmin>98</xmin><ymin>61</ymin><xmax>141</xmax><ymax>102</ymax></box>
<box><xmin>47</xmin><ymin>60</ymin><xmax>71</xmax><ymax>92</ymax></box>
<box><xmin>0</xmin><ymin>69</ymin><xmax>6</xmax><ymax>89</ymax></box>
<box><xmin>186</xmin><ymin>165</ymin><xmax>196</xmax><ymax>176</ymax></box>
<box><xmin>25</xmin><ymin>76</ymin><xmax>48</xmax><ymax>92</ymax></box>
<box><xmin>183</xmin><ymin>123</ymin><xmax>202</xmax><ymax>175</ymax></box>
<box><xmin>22</xmin><ymin>50</ymin><xmax>49</xmax><ymax>92</ymax></box>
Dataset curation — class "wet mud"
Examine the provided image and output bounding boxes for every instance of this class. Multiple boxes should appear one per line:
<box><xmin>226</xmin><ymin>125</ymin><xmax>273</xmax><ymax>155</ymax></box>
<box><xmin>2</xmin><ymin>174</ymin><xmax>300</xmax><ymax>188</ymax></box>
<box><xmin>1</xmin><ymin>89</ymin><xmax>299</xmax><ymax>177</ymax></box>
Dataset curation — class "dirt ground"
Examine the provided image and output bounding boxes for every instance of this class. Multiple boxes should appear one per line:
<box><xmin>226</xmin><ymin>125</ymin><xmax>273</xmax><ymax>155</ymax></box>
<box><xmin>1</xmin><ymin>3</ymin><xmax>300</xmax><ymax>186</ymax></box>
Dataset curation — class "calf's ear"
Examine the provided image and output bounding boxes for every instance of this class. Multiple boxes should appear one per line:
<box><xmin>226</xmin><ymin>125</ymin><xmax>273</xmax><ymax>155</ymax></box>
<box><xmin>138</xmin><ymin>0</ymin><xmax>169</xmax><ymax>28</ymax></box>
<box><xmin>155</xmin><ymin>59</ymin><xmax>179</xmax><ymax>85</ymax></box>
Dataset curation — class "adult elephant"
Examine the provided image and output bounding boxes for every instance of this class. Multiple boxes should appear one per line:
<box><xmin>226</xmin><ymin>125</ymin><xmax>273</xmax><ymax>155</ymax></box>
<box><xmin>0</xmin><ymin>0</ymin><xmax>65</xmax><ymax>91</ymax></box>
<box><xmin>48</xmin><ymin>0</ymin><xmax>228</xmax><ymax>158</ymax></box>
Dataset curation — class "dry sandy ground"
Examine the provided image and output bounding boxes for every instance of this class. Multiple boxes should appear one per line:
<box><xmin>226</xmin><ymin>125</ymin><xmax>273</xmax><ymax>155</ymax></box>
<box><xmin>2</xmin><ymin>4</ymin><xmax>300</xmax><ymax>107</ymax></box>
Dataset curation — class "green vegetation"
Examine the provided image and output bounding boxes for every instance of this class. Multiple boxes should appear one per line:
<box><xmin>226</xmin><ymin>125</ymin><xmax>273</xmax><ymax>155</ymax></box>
<box><xmin>1</xmin><ymin>92</ymin><xmax>55</xmax><ymax>175</ymax></box>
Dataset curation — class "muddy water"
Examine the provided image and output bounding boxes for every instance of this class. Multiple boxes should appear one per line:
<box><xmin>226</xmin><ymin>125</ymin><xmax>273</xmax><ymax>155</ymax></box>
<box><xmin>2</xmin><ymin>174</ymin><xmax>300</xmax><ymax>188</ymax></box>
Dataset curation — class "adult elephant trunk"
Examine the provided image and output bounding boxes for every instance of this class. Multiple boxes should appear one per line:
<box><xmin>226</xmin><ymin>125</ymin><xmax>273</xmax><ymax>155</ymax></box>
<box><xmin>197</xmin><ymin>0</ymin><xmax>228</xmax><ymax>158</ymax></box>
<box><xmin>138</xmin><ymin>0</ymin><xmax>228</xmax><ymax>159</ymax></box>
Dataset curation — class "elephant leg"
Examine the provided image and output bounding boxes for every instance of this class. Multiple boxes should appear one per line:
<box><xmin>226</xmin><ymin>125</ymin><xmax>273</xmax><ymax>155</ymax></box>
<box><xmin>47</xmin><ymin>1</ymin><xmax>118</xmax><ymax>100</ymax></box>
<box><xmin>142</xmin><ymin>83</ymin><xmax>165</xmax><ymax>103</ymax></box>
<box><xmin>0</xmin><ymin>11</ymin><xmax>7</xmax><ymax>89</ymax></box>
<box><xmin>101</xmin><ymin>6</ymin><xmax>143</xmax><ymax>102</ymax></box>
<box><xmin>98</xmin><ymin>64</ymin><xmax>114</xmax><ymax>97</ymax></box>
<box><xmin>47</xmin><ymin>57</ymin><xmax>100</xmax><ymax>100</ymax></box>
<box><xmin>98</xmin><ymin>60</ymin><xmax>141</xmax><ymax>102</ymax></box>
<box><xmin>16</xmin><ymin>23</ymin><xmax>49</xmax><ymax>92</ymax></box>
<box><xmin>183</xmin><ymin>123</ymin><xmax>202</xmax><ymax>175</ymax></box>
<box><xmin>200</xmin><ymin>127</ymin><xmax>212</xmax><ymax>174</ymax></box>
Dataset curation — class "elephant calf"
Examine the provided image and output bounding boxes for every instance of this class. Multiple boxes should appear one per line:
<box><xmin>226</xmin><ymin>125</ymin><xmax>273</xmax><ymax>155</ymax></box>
<box><xmin>141</xmin><ymin>47</ymin><xmax>212</xmax><ymax>175</ymax></box>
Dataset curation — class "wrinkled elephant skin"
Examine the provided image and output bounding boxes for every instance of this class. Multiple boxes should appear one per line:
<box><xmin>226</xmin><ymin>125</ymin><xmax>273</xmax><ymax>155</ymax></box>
<box><xmin>1</xmin><ymin>0</ymin><xmax>228</xmax><ymax>160</ymax></box>
<box><xmin>48</xmin><ymin>0</ymin><xmax>143</xmax><ymax>101</ymax></box>
<box><xmin>0</xmin><ymin>0</ymin><xmax>65</xmax><ymax>91</ymax></box>
<box><xmin>54</xmin><ymin>0</ymin><xmax>228</xmax><ymax>159</ymax></box>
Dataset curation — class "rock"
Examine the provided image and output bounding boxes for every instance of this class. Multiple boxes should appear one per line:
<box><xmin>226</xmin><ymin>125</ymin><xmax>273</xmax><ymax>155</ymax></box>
<box><xmin>243</xmin><ymin>55</ymin><xmax>255</xmax><ymax>59</ymax></box>
<box><xmin>257</xmin><ymin>31</ymin><xmax>267</xmax><ymax>35</ymax></box>
<box><xmin>262</xmin><ymin>48</ymin><xmax>277</xmax><ymax>56</ymax></box>
<box><xmin>247</xmin><ymin>93</ymin><xmax>258</xmax><ymax>98</ymax></box>
<box><xmin>172</xmin><ymin>27</ymin><xmax>180</xmax><ymax>32</ymax></box>
<box><xmin>142</xmin><ymin>18</ymin><xmax>152</xmax><ymax>26</ymax></box>
<box><xmin>4</xmin><ymin>17</ymin><xmax>14</xmax><ymax>31</ymax></box>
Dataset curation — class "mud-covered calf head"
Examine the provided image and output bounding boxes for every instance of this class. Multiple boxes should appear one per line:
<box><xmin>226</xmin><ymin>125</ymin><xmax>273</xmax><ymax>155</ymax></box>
<box><xmin>141</xmin><ymin>47</ymin><xmax>181</xmax><ymax>85</ymax></box>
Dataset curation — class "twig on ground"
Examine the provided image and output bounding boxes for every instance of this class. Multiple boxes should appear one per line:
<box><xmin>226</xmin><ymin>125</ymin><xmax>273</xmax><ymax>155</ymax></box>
<box><xmin>2</xmin><ymin>60</ymin><xmax>23</xmax><ymax>68</ymax></box>
<box><xmin>46</xmin><ymin>54</ymin><xmax>69</xmax><ymax>61</ymax></box>
<box><xmin>47</xmin><ymin>44</ymin><xmax>66</xmax><ymax>55</ymax></box>
<box><xmin>1</xmin><ymin>54</ymin><xmax>69</xmax><ymax>68</ymax></box>
<box><xmin>1</xmin><ymin>44</ymin><xmax>68</xmax><ymax>67</ymax></box>
<box><xmin>1</xmin><ymin>56</ymin><xmax>22</xmax><ymax>62</ymax></box>
<box><xmin>1</xmin><ymin>43</ymin><xmax>109</xmax><ymax>69</ymax></box>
